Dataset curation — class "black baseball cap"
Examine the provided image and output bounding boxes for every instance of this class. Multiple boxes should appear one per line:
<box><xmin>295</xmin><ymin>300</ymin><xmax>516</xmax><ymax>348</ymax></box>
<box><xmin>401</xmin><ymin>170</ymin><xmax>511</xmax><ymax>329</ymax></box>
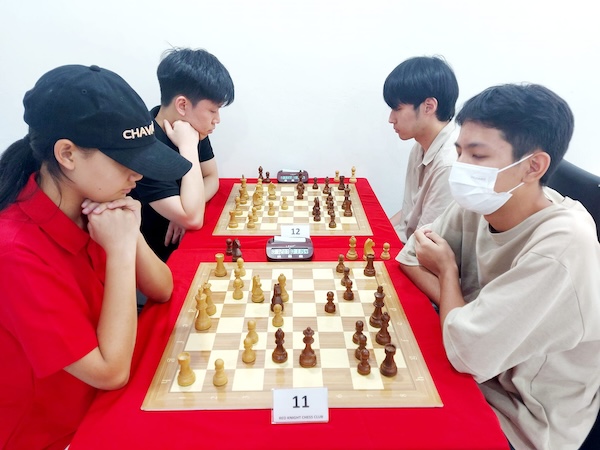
<box><xmin>23</xmin><ymin>64</ymin><xmax>192</xmax><ymax>181</ymax></box>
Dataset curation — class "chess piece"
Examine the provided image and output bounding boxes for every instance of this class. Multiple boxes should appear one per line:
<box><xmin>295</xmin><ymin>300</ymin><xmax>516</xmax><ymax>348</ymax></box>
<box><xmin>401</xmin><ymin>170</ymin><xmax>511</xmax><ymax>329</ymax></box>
<box><xmin>328</xmin><ymin>212</ymin><xmax>337</xmax><ymax>228</ymax></box>
<box><xmin>264</xmin><ymin>171</ymin><xmax>271</xmax><ymax>184</ymax></box>
<box><xmin>214</xmin><ymin>253</ymin><xmax>228</xmax><ymax>277</ymax></box>
<box><xmin>323</xmin><ymin>176</ymin><xmax>330</xmax><ymax>194</ymax></box>
<box><xmin>338</xmin><ymin>175</ymin><xmax>345</xmax><ymax>191</ymax></box>
<box><xmin>346</xmin><ymin>236</ymin><xmax>358</xmax><ymax>260</ymax></box>
<box><xmin>233</xmin><ymin>272</ymin><xmax>244</xmax><ymax>300</ymax></box>
<box><xmin>272</xmin><ymin>303</ymin><xmax>284</xmax><ymax>327</ymax></box>
<box><xmin>324</xmin><ymin>291</ymin><xmax>336</xmax><ymax>313</ymax></box>
<box><xmin>234</xmin><ymin>196</ymin><xmax>242</xmax><ymax>216</ymax></box>
<box><xmin>232</xmin><ymin>239</ymin><xmax>242</xmax><ymax>262</ymax></box>
<box><xmin>234</xmin><ymin>268</ymin><xmax>244</xmax><ymax>288</ymax></box>
<box><xmin>177</xmin><ymin>352</ymin><xmax>196</xmax><ymax>386</ymax></box>
<box><xmin>278</xmin><ymin>273</ymin><xmax>289</xmax><ymax>302</ymax></box>
<box><xmin>281</xmin><ymin>196</ymin><xmax>288</xmax><ymax>210</ymax></box>
<box><xmin>341</xmin><ymin>266</ymin><xmax>351</xmax><ymax>287</ymax></box>
<box><xmin>239</xmin><ymin>186</ymin><xmax>247</xmax><ymax>205</ymax></box>
<box><xmin>312</xmin><ymin>176</ymin><xmax>319</xmax><ymax>189</ymax></box>
<box><xmin>228</xmin><ymin>210</ymin><xmax>238</xmax><ymax>228</ymax></box>
<box><xmin>194</xmin><ymin>293</ymin><xmax>211</xmax><ymax>331</ymax></box>
<box><xmin>242</xmin><ymin>337</ymin><xmax>256</xmax><ymax>363</ymax></box>
<box><xmin>246</xmin><ymin>319</ymin><xmax>258</xmax><ymax>344</ymax></box>
<box><xmin>352</xmin><ymin>320</ymin><xmax>364</xmax><ymax>345</ymax></box>
<box><xmin>343</xmin><ymin>199</ymin><xmax>353</xmax><ymax>217</ymax></box>
<box><xmin>364</xmin><ymin>254</ymin><xmax>376</xmax><ymax>277</ymax></box>
<box><xmin>247</xmin><ymin>212</ymin><xmax>255</xmax><ymax>229</ymax></box>
<box><xmin>343</xmin><ymin>279</ymin><xmax>354</xmax><ymax>301</ymax></box>
<box><xmin>376</xmin><ymin>312</ymin><xmax>391</xmax><ymax>345</ymax></box>
<box><xmin>380</xmin><ymin>344</ymin><xmax>398</xmax><ymax>377</ymax></box>
<box><xmin>213</xmin><ymin>358</ymin><xmax>228</xmax><ymax>386</ymax></box>
<box><xmin>299</xmin><ymin>327</ymin><xmax>317</xmax><ymax>368</ymax></box>
<box><xmin>202</xmin><ymin>282</ymin><xmax>216</xmax><ymax>316</ymax></box>
<box><xmin>268</xmin><ymin>182</ymin><xmax>276</xmax><ymax>200</ymax></box>
<box><xmin>334</xmin><ymin>170</ymin><xmax>340</xmax><ymax>182</ymax></box>
<box><xmin>357</xmin><ymin>348</ymin><xmax>371</xmax><ymax>375</ymax></box>
<box><xmin>271</xmin><ymin>283</ymin><xmax>284</xmax><ymax>312</ymax></box>
<box><xmin>268</xmin><ymin>201</ymin><xmax>275</xmax><ymax>216</ymax></box>
<box><xmin>355</xmin><ymin>332</ymin><xmax>367</xmax><ymax>360</ymax></box>
<box><xmin>272</xmin><ymin>328</ymin><xmax>288</xmax><ymax>363</ymax></box>
<box><xmin>350</xmin><ymin>166</ymin><xmax>357</xmax><ymax>183</ymax></box>
<box><xmin>363</xmin><ymin>238</ymin><xmax>375</xmax><ymax>261</ymax></box>
<box><xmin>236</xmin><ymin>258</ymin><xmax>246</xmax><ymax>277</ymax></box>
<box><xmin>380</xmin><ymin>242</ymin><xmax>391</xmax><ymax>260</ymax></box>
<box><xmin>336</xmin><ymin>254</ymin><xmax>345</xmax><ymax>273</ymax></box>
<box><xmin>225</xmin><ymin>238</ymin><xmax>233</xmax><ymax>256</ymax></box>
<box><xmin>251</xmin><ymin>275</ymin><xmax>264</xmax><ymax>303</ymax></box>
<box><xmin>258</xmin><ymin>166</ymin><xmax>263</xmax><ymax>180</ymax></box>
<box><xmin>369</xmin><ymin>285</ymin><xmax>385</xmax><ymax>328</ymax></box>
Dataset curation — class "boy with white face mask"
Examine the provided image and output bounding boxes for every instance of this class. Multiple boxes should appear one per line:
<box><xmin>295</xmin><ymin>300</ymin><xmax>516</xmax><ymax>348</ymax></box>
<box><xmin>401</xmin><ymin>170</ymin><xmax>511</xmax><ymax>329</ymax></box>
<box><xmin>398</xmin><ymin>84</ymin><xmax>600</xmax><ymax>449</ymax></box>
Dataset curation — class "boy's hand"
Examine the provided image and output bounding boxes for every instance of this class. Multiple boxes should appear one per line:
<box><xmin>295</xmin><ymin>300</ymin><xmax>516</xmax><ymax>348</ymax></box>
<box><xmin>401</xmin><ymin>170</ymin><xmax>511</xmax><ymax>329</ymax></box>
<box><xmin>165</xmin><ymin>221</ymin><xmax>186</xmax><ymax>246</ymax></box>
<box><xmin>163</xmin><ymin>119</ymin><xmax>199</xmax><ymax>159</ymax></box>
<box><xmin>414</xmin><ymin>229</ymin><xmax>457</xmax><ymax>278</ymax></box>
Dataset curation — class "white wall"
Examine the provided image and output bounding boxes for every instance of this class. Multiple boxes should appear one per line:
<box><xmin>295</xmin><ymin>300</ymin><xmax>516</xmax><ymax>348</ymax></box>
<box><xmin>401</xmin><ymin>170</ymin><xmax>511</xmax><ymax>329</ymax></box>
<box><xmin>2</xmin><ymin>0</ymin><xmax>598</xmax><ymax>215</ymax></box>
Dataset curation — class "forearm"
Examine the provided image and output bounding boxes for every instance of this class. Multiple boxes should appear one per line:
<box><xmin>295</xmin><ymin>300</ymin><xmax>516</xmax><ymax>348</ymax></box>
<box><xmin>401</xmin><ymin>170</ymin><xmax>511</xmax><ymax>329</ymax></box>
<box><xmin>203</xmin><ymin>172</ymin><xmax>219</xmax><ymax>201</ymax></box>
<box><xmin>136</xmin><ymin>232</ymin><xmax>174</xmax><ymax>302</ymax></box>
<box><xmin>399</xmin><ymin>263</ymin><xmax>441</xmax><ymax>304</ymax></box>
<box><xmin>437</xmin><ymin>267</ymin><xmax>465</xmax><ymax>326</ymax></box>
<box><xmin>178</xmin><ymin>156</ymin><xmax>206</xmax><ymax>228</ymax></box>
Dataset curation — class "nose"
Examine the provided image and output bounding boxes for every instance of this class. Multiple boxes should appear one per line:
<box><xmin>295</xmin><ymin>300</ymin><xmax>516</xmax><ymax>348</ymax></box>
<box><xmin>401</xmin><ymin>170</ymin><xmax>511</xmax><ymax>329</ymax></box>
<box><xmin>214</xmin><ymin>111</ymin><xmax>221</xmax><ymax>124</ymax></box>
<box><xmin>388</xmin><ymin>110</ymin><xmax>395</xmax><ymax>124</ymax></box>
<box><xmin>131</xmin><ymin>171</ymin><xmax>143</xmax><ymax>182</ymax></box>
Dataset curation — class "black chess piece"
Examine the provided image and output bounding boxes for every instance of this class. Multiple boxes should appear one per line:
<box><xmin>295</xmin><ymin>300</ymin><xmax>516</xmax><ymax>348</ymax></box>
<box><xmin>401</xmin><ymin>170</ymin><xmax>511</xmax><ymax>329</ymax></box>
<box><xmin>380</xmin><ymin>344</ymin><xmax>398</xmax><ymax>377</ymax></box>
<box><xmin>369</xmin><ymin>286</ymin><xmax>385</xmax><ymax>327</ymax></box>
<box><xmin>272</xmin><ymin>328</ymin><xmax>288</xmax><ymax>363</ymax></box>
<box><xmin>324</xmin><ymin>291</ymin><xmax>336</xmax><ymax>313</ymax></box>
<box><xmin>299</xmin><ymin>327</ymin><xmax>317</xmax><ymax>368</ymax></box>
<box><xmin>376</xmin><ymin>312</ymin><xmax>391</xmax><ymax>345</ymax></box>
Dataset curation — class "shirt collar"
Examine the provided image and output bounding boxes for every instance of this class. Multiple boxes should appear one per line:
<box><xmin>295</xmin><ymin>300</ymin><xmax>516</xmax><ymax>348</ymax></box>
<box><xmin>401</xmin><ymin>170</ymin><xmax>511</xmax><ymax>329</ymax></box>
<box><xmin>422</xmin><ymin>121</ymin><xmax>456</xmax><ymax>166</ymax></box>
<box><xmin>17</xmin><ymin>174</ymin><xmax>90</xmax><ymax>254</ymax></box>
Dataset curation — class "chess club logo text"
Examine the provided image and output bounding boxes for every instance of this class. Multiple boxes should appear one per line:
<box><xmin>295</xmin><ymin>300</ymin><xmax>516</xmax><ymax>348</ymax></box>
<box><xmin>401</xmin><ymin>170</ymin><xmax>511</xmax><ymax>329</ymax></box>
<box><xmin>122</xmin><ymin>122</ymin><xmax>155</xmax><ymax>140</ymax></box>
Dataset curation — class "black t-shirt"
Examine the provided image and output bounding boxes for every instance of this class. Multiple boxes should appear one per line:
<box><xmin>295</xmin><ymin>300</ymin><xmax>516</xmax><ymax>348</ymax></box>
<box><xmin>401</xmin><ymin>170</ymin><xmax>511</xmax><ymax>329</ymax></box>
<box><xmin>131</xmin><ymin>106</ymin><xmax>215</xmax><ymax>261</ymax></box>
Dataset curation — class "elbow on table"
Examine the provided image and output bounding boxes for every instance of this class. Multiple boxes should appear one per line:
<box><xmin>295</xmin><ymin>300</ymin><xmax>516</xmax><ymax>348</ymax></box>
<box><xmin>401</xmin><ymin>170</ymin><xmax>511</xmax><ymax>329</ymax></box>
<box><xmin>96</xmin><ymin>368</ymin><xmax>131</xmax><ymax>391</ymax></box>
<box><xmin>181</xmin><ymin>214</ymin><xmax>204</xmax><ymax>230</ymax></box>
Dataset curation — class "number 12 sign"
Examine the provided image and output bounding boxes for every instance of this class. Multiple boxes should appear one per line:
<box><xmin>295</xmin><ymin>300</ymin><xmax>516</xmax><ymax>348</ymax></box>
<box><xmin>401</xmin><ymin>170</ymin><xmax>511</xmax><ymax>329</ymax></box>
<box><xmin>271</xmin><ymin>387</ymin><xmax>329</xmax><ymax>424</ymax></box>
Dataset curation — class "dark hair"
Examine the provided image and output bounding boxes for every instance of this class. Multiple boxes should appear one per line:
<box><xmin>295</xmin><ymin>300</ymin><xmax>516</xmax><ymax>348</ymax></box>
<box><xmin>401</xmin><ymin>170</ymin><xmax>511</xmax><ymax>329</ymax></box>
<box><xmin>383</xmin><ymin>56</ymin><xmax>459</xmax><ymax>121</ymax></box>
<box><xmin>157</xmin><ymin>48</ymin><xmax>235</xmax><ymax>107</ymax></box>
<box><xmin>456</xmin><ymin>84</ymin><xmax>574</xmax><ymax>184</ymax></box>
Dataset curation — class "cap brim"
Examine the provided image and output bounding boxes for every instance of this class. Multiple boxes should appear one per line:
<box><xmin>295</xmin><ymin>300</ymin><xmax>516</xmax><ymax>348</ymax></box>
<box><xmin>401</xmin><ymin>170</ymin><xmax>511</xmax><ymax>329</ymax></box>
<box><xmin>100</xmin><ymin>138</ymin><xmax>192</xmax><ymax>182</ymax></box>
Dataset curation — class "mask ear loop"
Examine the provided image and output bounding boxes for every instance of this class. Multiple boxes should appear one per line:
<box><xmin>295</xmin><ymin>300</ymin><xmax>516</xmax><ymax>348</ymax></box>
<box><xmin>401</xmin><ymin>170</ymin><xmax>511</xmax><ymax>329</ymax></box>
<box><xmin>499</xmin><ymin>154</ymin><xmax>533</xmax><ymax>193</ymax></box>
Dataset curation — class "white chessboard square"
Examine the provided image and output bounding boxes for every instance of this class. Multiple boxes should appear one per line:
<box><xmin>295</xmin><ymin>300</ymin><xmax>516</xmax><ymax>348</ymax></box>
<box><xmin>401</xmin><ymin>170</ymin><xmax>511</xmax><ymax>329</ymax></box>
<box><xmin>261</xmin><ymin>223</ymin><xmax>278</xmax><ymax>231</ymax></box>
<box><xmin>340</xmin><ymin>217</ymin><xmax>356</xmax><ymax>224</ymax></box>
<box><xmin>312</xmin><ymin>268</ymin><xmax>333</xmax><ymax>279</ymax></box>
<box><xmin>271</xmin><ymin>268</ymin><xmax>294</xmax><ymax>280</ymax></box>
<box><xmin>185</xmin><ymin>332</ymin><xmax>217</xmax><ymax>351</ymax></box>
<box><xmin>292</xmin><ymin>367</ymin><xmax>323</xmax><ymax>388</ymax></box>
<box><xmin>277</xmin><ymin>217</ymin><xmax>295</xmax><ymax>224</ymax></box>
<box><xmin>292</xmin><ymin>303</ymin><xmax>317</xmax><ymax>317</ymax></box>
<box><xmin>207</xmin><ymin>349</ymin><xmax>239</xmax><ymax>371</ymax></box>
<box><xmin>356</xmin><ymin>290</ymin><xmax>377</xmax><ymax>304</ymax></box>
<box><xmin>316</xmin><ymin>316</ymin><xmax>344</xmax><ymax>333</ymax></box>
<box><xmin>350</xmin><ymin>368</ymin><xmax>384</xmax><ymax>390</ymax></box>
<box><xmin>293</xmin><ymin>331</ymin><xmax>320</xmax><ymax>349</ymax></box>
<box><xmin>232</xmin><ymin>368</ymin><xmax>265</xmax><ymax>391</ymax></box>
<box><xmin>319</xmin><ymin>349</ymin><xmax>351</xmax><ymax>369</ymax></box>
<box><xmin>337</xmin><ymin>302</ymin><xmax>367</xmax><ymax>317</ymax></box>
<box><xmin>245</xmin><ymin>302</ymin><xmax>271</xmax><ymax>318</ymax></box>
<box><xmin>208</xmin><ymin>279</ymin><xmax>230</xmax><ymax>291</ymax></box>
<box><xmin>216</xmin><ymin>317</ymin><xmax>246</xmax><ymax>333</ymax></box>
<box><xmin>170</xmin><ymin>369</ymin><xmax>207</xmax><ymax>393</ymax></box>
<box><xmin>292</xmin><ymin>279</ymin><xmax>315</xmax><ymax>291</ymax></box>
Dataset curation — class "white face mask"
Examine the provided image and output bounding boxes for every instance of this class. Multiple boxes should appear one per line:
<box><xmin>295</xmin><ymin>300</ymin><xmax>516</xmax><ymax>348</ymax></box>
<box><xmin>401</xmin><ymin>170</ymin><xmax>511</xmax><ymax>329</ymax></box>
<box><xmin>448</xmin><ymin>154</ymin><xmax>532</xmax><ymax>215</ymax></box>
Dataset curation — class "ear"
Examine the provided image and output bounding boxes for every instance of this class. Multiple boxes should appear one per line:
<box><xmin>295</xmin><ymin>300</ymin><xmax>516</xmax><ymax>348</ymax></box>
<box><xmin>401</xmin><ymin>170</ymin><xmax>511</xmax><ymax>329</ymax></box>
<box><xmin>53</xmin><ymin>139</ymin><xmax>78</xmax><ymax>171</ymax></box>
<box><xmin>174</xmin><ymin>95</ymin><xmax>190</xmax><ymax>116</ymax></box>
<box><xmin>422</xmin><ymin>97</ymin><xmax>438</xmax><ymax>115</ymax></box>
<box><xmin>524</xmin><ymin>151</ymin><xmax>551</xmax><ymax>182</ymax></box>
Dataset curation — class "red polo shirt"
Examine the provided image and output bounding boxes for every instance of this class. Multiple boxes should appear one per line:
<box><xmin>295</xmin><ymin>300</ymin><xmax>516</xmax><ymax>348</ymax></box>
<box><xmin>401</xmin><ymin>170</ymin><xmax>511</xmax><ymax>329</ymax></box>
<box><xmin>0</xmin><ymin>175</ymin><xmax>106</xmax><ymax>449</ymax></box>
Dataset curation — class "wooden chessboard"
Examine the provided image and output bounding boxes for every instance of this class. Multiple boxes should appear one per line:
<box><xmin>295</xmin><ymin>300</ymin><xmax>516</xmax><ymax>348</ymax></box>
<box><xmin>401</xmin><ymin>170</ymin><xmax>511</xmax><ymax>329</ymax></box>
<box><xmin>142</xmin><ymin>261</ymin><xmax>442</xmax><ymax>411</ymax></box>
<box><xmin>212</xmin><ymin>182</ymin><xmax>373</xmax><ymax>236</ymax></box>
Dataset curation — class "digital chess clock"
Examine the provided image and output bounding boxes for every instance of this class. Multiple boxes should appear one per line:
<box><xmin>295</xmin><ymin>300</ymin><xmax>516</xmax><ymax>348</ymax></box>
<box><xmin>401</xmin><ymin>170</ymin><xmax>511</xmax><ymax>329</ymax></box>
<box><xmin>276</xmin><ymin>169</ymin><xmax>309</xmax><ymax>183</ymax></box>
<box><xmin>266</xmin><ymin>237</ymin><xmax>314</xmax><ymax>261</ymax></box>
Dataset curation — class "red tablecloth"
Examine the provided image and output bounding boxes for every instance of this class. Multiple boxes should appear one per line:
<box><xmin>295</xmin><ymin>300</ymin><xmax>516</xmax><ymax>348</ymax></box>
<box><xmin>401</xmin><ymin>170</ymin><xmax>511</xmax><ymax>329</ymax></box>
<box><xmin>70</xmin><ymin>179</ymin><xmax>507</xmax><ymax>450</ymax></box>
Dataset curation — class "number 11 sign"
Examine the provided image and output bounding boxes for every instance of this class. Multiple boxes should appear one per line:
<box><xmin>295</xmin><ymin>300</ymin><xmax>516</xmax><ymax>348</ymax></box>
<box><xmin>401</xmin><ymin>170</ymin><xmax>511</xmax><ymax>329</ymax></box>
<box><xmin>271</xmin><ymin>387</ymin><xmax>329</xmax><ymax>424</ymax></box>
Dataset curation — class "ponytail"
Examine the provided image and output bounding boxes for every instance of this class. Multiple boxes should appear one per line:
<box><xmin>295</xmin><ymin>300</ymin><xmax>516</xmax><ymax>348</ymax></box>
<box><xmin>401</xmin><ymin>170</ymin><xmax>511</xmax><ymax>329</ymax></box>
<box><xmin>0</xmin><ymin>135</ymin><xmax>41</xmax><ymax>211</ymax></box>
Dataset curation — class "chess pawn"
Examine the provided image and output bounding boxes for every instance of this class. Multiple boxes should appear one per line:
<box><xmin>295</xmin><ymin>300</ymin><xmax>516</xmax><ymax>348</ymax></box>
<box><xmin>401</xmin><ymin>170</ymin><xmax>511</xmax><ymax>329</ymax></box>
<box><xmin>194</xmin><ymin>293</ymin><xmax>211</xmax><ymax>331</ymax></box>
<box><xmin>336</xmin><ymin>254</ymin><xmax>345</xmax><ymax>273</ymax></box>
<box><xmin>341</xmin><ymin>266</ymin><xmax>351</xmax><ymax>287</ymax></box>
<box><xmin>334</xmin><ymin>170</ymin><xmax>340</xmax><ymax>182</ymax></box>
<box><xmin>246</xmin><ymin>319</ymin><xmax>259</xmax><ymax>344</ymax></box>
<box><xmin>251</xmin><ymin>275</ymin><xmax>264</xmax><ymax>303</ymax></box>
<box><xmin>299</xmin><ymin>327</ymin><xmax>317</xmax><ymax>368</ymax></box>
<box><xmin>177</xmin><ymin>352</ymin><xmax>196</xmax><ymax>387</ymax></box>
<box><xmin>272</xmin><ymin>303</ymin><xmax>284</xmax><ymax>327</ymax></box>
<box><xmin>350</xmin><ymin>166</ymin><xmax>357</xmax><ymax>183</ymax></box>
<box><xmin>268</xmin><ymin>201</ymin><xmax>275</xmax><ymax>216</ymax></box>
<box><xmin>343</xmin><ymin>279</ymin><xmax>354</xmax><ymax>301</ymax></box>
<box><xmin>213</xmin><ymin>358</ymin><xmax>228</xmax><ymax>387</ymax></box>
<box><xmin>233</xmin><ymin>274</ymin><xmax>244</xmax><ymax>300</ymax></box>
<box><xmin>355</xmin><ymin>332</ymin><xmax>368</xmax><ymax>360</ymax></box>
<box><xmin>281</xmin><ymin>196</ymin><xmax>288</xmax><ymax>210</ymax></box>
<box><xmin>278</xmin><ymin>273</ymin><xmax>289</xmax><ymax>302</ymax></box>
<box><xmin>357</xmin><ymin>348</ymin><xmax>371</xmax><ymax>375</ymax></box>
<box><xmin>324</xmin><ymin>291</ymin><xmax>336</xmax><ymax>313</ymax></box>
<box><xmin>236</xmin><ymin>257</ymin><xmax>246</xmax><ymax>277</ymax></box>
<box><xmin>242</xmin><ymin>337</ymin><xmax>256</xmax><ymax>364</ymax></box>
<box><xmin>234</xmin><ymin>268</ymin><xmax>244</xmax><ymax>288</ymax></box>
<box><xmin>380</xmin><ymin>344</ymin><xmax>398</xmax><ymax>377</ymax></box>
<box><xmin>247</xmin><ymin>212</ymin><xmax>255</xmax><ymax>229</ymax></box>
<box><xmin>234</xmin><ymin>196</ymin><xmax>243</xmax><ymax>216</ymax></box>
<box><xmin>202</xmin><ymin>283</ymin><xmax>217</xmax><ymax>316</ymax></box>
<box><xmin>376</xmin><ymin>312</ymin><xmax>392</xmax><ymax>345</ymax></box>
<box><xmin>380</xmin><ymin>242</ymin><xmax>391</xmax><ymax>260</ymax></box>
<box><xmin>312</xmin><ymin>177</ymin><xmax>318</xmax><ymax>189</ymax></box>
<box><xmin>225</xmin><ymin>238</ymin><xmax>233</xmax><ymax>256</ymax></box>
<box><xmin>268</xmin><ymin>182</ymin><xmax>276</xmax><ymax>200</ymax></box>
<box><xmin>228</xmin><ymin>210</ymin><xmax>238</xmax><ymax>228</ymax></box>
<box><xmin>214</xmin><ymin>253</ymin><xmax>228</xmax><ymax>277</ymax></box>
<box><xmin>346</xmin><ymin>236</ymin><xmax>358</xmax><ymax>260</ymax></box>
<box><xmin>352</xmin><ymin>320</ymin><xmax>364</xmax><ymax>345</ymax></box>
<box><xmin>264</xmin><ymin>171</ymin><xmax>271</xmax><ymax>183</ymax></box>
